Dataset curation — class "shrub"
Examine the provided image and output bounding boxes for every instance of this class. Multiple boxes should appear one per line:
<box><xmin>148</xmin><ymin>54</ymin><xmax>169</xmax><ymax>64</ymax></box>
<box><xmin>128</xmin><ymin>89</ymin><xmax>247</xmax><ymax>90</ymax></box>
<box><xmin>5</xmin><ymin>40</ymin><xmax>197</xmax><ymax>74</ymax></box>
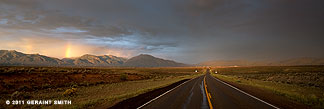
<box><xmin>72</xmin><ymin>84</ymin><xmax>78</xmax><ymax>88</ymax></box>
<box><xmin>63</xmin><ymin>88</ymin><xmax>77</xmax><ymax>96</ymax></box>
<box><xmin>11</xmin><ymin>91</ymin><xmax>21</xmax><ymax>99</ymax></box>
<box><xmin>42</xmin><ymin>84</ymin><xmax>51</xmax><ymax>89</ymax></box>
<box><xmin>120</xmin><ymin>74</ymin><xmax>128</xmax><ymax>81</ymax></box>
<box><xmin>11</xmin><ymin>91</ymin><xmax>31</xmax><ymax>99</ymax></box>
<box><xmin>18</xmin><ymin>85</ymin><xmax>31</xmax><ymax>91</ymax></box>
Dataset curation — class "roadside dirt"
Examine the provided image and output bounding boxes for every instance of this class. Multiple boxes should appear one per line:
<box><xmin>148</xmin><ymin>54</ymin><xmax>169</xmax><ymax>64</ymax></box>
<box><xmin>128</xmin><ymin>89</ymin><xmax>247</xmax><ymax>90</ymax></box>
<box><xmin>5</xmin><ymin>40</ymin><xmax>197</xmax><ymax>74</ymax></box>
<box><xmin>109</xmin><ymin>79</ymin><xmax>189</xmax><ymax>109</ymax></box>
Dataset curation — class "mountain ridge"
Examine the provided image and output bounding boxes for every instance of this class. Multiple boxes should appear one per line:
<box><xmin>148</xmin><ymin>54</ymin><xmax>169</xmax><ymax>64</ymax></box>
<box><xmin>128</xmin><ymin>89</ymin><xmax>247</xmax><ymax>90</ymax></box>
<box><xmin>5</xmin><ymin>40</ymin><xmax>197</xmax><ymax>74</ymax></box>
<box><xmin>0</xmin><ymin>50</ymin><xmax>64</xmax><ymax>66</ymax></box>
<box><xmin>0</xmin><ymin>50</ymin><xmax>186</xmax><ymax>67</ymax></box>
<box><xmin>123</xmin><ymin>54</ymin><xmax>188</xmax><ymax>67</ymax></box>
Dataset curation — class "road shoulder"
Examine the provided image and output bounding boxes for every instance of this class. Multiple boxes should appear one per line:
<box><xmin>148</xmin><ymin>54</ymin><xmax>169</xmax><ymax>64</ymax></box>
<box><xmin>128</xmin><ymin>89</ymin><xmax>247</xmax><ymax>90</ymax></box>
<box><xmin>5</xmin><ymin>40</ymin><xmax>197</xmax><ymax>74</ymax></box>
<box><xmin>211</xmin><ymin>74</ymin><xmax>310</xmax><ymax>109</ymax></box>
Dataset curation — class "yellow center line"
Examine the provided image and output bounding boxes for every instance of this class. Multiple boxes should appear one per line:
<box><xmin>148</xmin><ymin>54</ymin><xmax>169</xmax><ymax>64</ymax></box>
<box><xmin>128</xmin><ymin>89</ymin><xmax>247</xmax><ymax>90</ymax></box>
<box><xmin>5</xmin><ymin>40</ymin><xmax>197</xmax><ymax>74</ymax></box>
<box><xmin>204</xmin><ymin>76</ymin><xmax>213</xmax><ymax>109</ymax></box>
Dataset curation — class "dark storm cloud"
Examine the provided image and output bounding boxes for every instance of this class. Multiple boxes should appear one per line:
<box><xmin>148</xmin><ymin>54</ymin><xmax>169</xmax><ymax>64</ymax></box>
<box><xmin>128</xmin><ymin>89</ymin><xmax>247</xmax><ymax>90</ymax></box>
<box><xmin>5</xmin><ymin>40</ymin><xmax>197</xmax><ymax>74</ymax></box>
<box><xmin>0</xmin><ymin>0</ymin><xmax>133</xmax><ymax>37</ymax></box>
<box><xmin>1</xmin><ymin>0</ymin><xmax>324</xmax><ymax>63</ymax></box>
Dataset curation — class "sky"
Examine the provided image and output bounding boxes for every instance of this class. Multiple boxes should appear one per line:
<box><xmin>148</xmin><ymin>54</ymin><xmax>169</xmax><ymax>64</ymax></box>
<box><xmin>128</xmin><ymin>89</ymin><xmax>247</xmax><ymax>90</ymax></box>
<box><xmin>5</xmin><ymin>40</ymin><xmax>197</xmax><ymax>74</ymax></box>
<box><xmin>0</xmin><ymin>0</ymin><xmax>324</xmax><ymax>64</ymax></box>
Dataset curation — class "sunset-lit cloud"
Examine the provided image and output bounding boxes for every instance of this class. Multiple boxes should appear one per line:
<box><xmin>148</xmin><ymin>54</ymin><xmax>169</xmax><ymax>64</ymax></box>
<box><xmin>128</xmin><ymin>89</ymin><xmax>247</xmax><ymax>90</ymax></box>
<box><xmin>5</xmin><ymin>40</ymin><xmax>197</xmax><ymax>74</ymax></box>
<box><xmin>0</xmin><ymin>28</ymin><xmax>135</xmax><ymax>58</ymax></box>
<box><xmin>0</xmin><ymin>35</ymin><xmax>134</xmax><ymax>59</ymax></box>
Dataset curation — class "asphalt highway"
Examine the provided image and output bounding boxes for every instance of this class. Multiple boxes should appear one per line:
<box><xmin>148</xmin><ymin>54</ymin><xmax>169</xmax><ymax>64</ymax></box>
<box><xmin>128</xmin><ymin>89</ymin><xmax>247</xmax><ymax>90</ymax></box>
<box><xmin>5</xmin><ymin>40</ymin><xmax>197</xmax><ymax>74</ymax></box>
<box><xmin>140</xmin><ymin>73</ymin><xmax>279</xmax><ymax>109</ymax></box>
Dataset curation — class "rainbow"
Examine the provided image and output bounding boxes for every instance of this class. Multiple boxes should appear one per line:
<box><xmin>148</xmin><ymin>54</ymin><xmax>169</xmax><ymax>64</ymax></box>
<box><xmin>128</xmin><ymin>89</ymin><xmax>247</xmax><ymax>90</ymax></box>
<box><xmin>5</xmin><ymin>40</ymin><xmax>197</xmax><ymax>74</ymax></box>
<box><xmin>65</xmin><ymin>44</ymin><xmax>71</xmax><ymax>58</ymax></box>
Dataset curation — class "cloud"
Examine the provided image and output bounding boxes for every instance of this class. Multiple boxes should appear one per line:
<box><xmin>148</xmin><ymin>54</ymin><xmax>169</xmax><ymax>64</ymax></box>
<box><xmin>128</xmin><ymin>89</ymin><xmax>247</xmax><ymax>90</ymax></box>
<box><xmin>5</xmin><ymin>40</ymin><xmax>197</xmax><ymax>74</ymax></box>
<box><xmin>0</xmin><ymin>0</ymin><xmax>134</xmax><ymax>38</ymax></box>
<box><xmin>0</xmin><ymin>0</ymin><xmax>324</xmax><ymax>63</ymax></box>
<box><xmin>52</xmin><ymin>27</ymin><xmax>88</xmax><ymax>33</ymax></box>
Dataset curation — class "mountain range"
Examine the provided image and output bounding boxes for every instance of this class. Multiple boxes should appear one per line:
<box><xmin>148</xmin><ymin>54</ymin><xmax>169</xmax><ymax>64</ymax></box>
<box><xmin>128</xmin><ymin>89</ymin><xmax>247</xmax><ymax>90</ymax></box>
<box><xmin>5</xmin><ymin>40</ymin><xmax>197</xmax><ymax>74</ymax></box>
<box><xmin>1</xmin><ymin>50</ymin><xmax>323</xmax><ymax>67</ymax></box>
<box><xmin>0</xmin><ymin>50</ymin><xmax>187</xmax><ymax>67</ymax></box>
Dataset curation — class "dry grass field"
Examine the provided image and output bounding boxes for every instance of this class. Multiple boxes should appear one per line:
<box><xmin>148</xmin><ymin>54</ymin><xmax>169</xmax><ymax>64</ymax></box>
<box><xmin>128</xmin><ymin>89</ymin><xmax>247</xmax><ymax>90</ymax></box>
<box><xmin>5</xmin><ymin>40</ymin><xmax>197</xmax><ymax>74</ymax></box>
<box><xmin>0</xmin><ymin>66</ymin><xmax>203</xmax><ymax>108</ymax></box>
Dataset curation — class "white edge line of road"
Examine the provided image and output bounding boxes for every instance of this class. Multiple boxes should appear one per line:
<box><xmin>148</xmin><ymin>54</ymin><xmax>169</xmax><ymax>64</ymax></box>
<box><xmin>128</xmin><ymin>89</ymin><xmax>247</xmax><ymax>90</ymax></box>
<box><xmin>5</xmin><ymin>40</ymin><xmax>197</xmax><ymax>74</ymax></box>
<box><xmin>211</xmin><ymin>75</ymin><xmax>280</xmax><ymax>109</ymax></box>
<box><xmin>136</xmin><ymin>76</ymin><xmax>201</xmax><ymax>109</ymax></box>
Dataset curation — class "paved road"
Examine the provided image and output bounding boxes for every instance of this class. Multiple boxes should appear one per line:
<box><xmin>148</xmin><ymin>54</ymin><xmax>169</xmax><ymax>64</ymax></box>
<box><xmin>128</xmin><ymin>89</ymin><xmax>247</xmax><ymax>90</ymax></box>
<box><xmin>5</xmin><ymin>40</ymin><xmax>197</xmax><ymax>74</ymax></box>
<box><xmin>140</xmin><ymin>73</ymin><xmax>279</xmax><ymax>109</ymax></box>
